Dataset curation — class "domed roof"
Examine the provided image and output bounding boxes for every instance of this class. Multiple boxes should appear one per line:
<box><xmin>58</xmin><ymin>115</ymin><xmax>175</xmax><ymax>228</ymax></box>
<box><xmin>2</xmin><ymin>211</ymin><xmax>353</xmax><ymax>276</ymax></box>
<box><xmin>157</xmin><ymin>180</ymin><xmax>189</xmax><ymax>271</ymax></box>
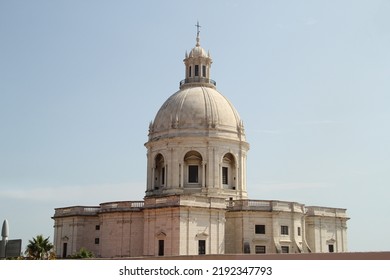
<box><xmin>149</xmin><ymin>86</ymin><xmax>245</xmax><ymax>141</ymax></box>
<box><xmin>188</xmin><ymin>45</ymin><xmax>209</xmax><ymax>58</ymax></box>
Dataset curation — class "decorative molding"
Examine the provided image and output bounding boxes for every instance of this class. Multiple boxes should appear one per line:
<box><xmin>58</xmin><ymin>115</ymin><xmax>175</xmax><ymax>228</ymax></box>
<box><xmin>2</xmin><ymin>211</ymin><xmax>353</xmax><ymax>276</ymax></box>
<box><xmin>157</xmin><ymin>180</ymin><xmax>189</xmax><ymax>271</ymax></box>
<box><xmin>196</xmin><ymin>232</ymin><xmax>209</xmax><ymax>238</ymax></box>
<box><xmin>156</xmin><ymin>231</ymin><xmax>167</xmax><ymax>238</ymax></box>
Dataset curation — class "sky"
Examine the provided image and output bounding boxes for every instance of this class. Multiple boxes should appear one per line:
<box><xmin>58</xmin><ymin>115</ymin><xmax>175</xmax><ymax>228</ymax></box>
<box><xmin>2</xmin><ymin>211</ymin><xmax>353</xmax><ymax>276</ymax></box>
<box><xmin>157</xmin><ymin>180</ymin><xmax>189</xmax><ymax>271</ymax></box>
<box><xmin>0</xmin><ymin>0</ymin><xmax>389</xmax><ymax>253</ymax></box>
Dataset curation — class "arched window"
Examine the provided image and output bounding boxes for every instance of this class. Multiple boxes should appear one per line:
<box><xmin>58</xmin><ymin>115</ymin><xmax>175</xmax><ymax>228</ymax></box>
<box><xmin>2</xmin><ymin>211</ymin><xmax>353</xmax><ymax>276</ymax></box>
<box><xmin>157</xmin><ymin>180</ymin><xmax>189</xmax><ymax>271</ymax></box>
<box><xmin>195</xmin><ymin>65</ymin><xmax>199</xmax><ymax>77</ymax></box>
<box><xmin>184</xmin><ymin>151</ymin><xmax>202</xmax><ymax>187</ymax></box>
<box><xmin>154</xmin><ymin>154</ymin><xmax>165</xmax><ymax>189</ymax></box>
<box><xmin>222</xmin><ymin>153</ymin><xmax>236</xmax><ymax>189</ymax></box>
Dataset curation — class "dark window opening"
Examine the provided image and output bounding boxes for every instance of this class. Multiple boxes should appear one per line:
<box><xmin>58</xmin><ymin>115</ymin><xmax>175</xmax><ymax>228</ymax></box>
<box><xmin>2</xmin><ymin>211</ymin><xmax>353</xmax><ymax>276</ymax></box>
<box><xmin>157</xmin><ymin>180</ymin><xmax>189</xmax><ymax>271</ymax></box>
<box><xmin>161</xmin><ymin>167</ymin><xmax>165</xmax><ymax>185</ymax></box>
<box><xmin>281</xmin><ymin>225</ymin><xmax>289</xmax><ymax>235</ymax></box>
<box><xmin>95</xmin><ymin>225</ymin><xmax>100</xmax><ymax>230</ymax></box>
<box><xmin>202</xmin><ymin>65</ymin><xmax>206</xmax><ymax>77</ymax></box>
<box><xmin>281</xmin><ymin>246</ymin><xmax>289</xmax><ymax>253</ymax></box>
<box><xmin>297</xmin><ymin>227</ymin><xmax>301</xmax><ymax>236</ymax></box>
<box><xmin>62</xmin><ymin>243</ymin><xmax>67</xmax><ymax>258</ymax></box>
<box><xmin>158</xmin><ymin>240</ymin><xmax>164</xmax><ymax>256</ymax></box>
<box><xmin>222</xmin><ymin>167</ymin><xmax>228</xmax><ymax>184</ymax></box>
<box><xmin>198</xmin><ymin>240</ymin><xmax>206</xmax><ymax>255</ymax></box>
<box><xmin>328</xmin><ymin>244</ymin><xmax>334</xmax><ymax>253</ymax></box>
<box><xmin>195</xmin><ymin>65</ymin><xmax>199</xmax><ymax>76</ymax></box>
<box><xmin>243</xmin><ymin>242</ymin><xmax>250</xmax><ymax>254</ymax></box>
<box><xmin>255</xmin><ymin>224</ymin><xmax>265</xmax><ymax>234</ymax></box>
<box><xmin>255</xmin><ymin>246</ymin><xmax>266</xmax><ymax>254</ymax></box>
<box><xmin>95</xmin><ymin>238</ymin><xmax>100</xmax><ymax>244</ymax></box>
<box><xmin>188</xmin><ymin>165</ymin><xmax>199</xmax><ymax>183</ymax></box>
<box><xmin>189</xmin><ymin>66</ymin><xmax>192</xmax><ymax>77</ymax></box>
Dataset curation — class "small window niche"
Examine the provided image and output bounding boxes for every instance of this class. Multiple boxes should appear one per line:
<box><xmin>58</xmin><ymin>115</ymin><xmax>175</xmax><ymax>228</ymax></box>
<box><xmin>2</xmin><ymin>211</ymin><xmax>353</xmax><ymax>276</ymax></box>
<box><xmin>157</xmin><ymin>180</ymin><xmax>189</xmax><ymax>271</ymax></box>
<box><xmin>255</xmin><ymin>224</ymin><xmax>265</xmax><ymax>234</ymax></box>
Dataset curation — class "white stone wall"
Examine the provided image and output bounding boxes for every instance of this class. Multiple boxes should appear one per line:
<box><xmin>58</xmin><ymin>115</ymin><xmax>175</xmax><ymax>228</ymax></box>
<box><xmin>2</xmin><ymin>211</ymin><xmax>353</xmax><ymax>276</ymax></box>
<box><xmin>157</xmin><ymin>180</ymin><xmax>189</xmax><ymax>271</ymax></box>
<box><xmin>53</xmin><ymin>215</ymin><xmax>99</xmax><ymax>258</ymax></box>
<box><xmin>99</xmin><ymin>211</ymin><xmax>144</xmax><ymax>258</ymax></box>
<box><xmin>142</xmin><ymin>195</ymin><xmax>225</xmax><ymax>257</ymax></box>
<box><xmin>178</xmin><ymin>207</ymin><xmax>225</xmax><ymax>255</ymax></box>
<box><xmin>305</xmin><ymin>207</ymin><xmax>348</xmax><ymax>253</ymax></box>
<box><xmin>225</xmin><ymin>201</ymin><xmax>305</xmax><ymax>254</ymax></box>
<box><xmin>143</xmin><ymin>207</ymin><xmax>180</xmax><ymax>256</ymax></box>
<box><xmin>53</xmin><ymin>202</ymin><xmax>348</xmax><ymax>258</ymax></box>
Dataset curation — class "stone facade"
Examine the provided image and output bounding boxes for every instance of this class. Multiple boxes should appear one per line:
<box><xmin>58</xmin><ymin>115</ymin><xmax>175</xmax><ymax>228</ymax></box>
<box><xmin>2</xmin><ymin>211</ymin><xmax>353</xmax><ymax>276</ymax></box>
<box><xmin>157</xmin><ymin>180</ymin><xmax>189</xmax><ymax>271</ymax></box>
<box><xmin>52</xmin><ymin>31</ymin><xmax>349</xmax><ymax>258</ymax></box>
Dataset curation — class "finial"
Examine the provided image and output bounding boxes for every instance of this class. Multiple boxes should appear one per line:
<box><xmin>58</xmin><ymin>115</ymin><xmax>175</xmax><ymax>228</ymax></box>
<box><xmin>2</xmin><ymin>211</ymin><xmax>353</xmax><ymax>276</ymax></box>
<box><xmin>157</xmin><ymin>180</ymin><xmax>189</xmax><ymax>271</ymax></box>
<box><xmin>195</xmin><ymin>21</ymin><xmax>201</xmax><ymax>46</ymax></box>
<box><xmin>2</xmin><ymin>219</ymin><xmax>9</xmax><ymax>238</ymax></box>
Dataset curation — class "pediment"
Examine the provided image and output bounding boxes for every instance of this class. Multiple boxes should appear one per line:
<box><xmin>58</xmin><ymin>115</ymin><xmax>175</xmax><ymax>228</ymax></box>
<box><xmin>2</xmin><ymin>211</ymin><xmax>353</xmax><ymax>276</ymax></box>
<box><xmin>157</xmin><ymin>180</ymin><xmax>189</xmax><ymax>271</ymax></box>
<box><xmin>327</xmin><ymin>238</ymin><xmax>336</xmax><ymax>244</ymax></box>
<box><xmin>156</xmin><ymin>231</ymin><xmax>167</xmax><ymax>238</ymax></box>
<box><xmin>196</xmin><ymin>232</ymin><xmax>209</xmax><ymax>238</ymax></box>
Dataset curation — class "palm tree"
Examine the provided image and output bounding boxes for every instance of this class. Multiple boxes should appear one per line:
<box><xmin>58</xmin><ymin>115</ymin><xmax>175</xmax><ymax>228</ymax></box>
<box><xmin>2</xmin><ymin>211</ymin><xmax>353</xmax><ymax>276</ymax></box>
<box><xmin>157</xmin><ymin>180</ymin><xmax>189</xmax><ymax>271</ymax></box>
<box><xmin>25</xmin><ymin>234</ymin><xmax>54</xmax><ymax>260</ymax></box>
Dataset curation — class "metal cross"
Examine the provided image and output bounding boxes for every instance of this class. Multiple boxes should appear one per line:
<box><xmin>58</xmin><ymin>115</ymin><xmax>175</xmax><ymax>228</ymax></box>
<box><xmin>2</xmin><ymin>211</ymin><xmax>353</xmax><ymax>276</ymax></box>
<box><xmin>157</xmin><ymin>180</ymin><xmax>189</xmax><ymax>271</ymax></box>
<box><xmin>195</xmin><ymin>21</ymin><xmax>201</xmax><ymax>36</ymax></box>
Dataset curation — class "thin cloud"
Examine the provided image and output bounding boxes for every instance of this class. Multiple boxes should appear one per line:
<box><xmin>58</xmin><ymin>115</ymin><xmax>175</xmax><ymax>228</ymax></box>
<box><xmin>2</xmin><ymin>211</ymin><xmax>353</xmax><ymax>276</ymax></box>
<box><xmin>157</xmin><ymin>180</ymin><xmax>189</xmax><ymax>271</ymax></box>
<box><xmin>305</xmin><ymin>18</ymin><xmax>319</xmax><ymax>26</ymax></box>
<box><xmin>253</xmin><ymin>129</ymin><xmax>284</xmax><ymax>134</ymax></box>
<box><xmin>294</xmin><ymin>120</ymin><xmax>342</xmax><ymax>126</ymax></box>
<box><xmin>255</xmin><ymin>181</ymin><xmax>329</xmax><ymax>191</ymax></box>
<box><xmin>0</xmin><ymin>182</ymin><xmax>145</xmax><ymax>204</ymax></box>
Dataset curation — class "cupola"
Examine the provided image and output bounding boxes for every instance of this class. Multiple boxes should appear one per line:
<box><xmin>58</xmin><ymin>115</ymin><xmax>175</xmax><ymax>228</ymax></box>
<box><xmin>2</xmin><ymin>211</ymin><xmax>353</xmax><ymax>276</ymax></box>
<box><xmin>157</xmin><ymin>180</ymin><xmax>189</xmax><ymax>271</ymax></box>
<box><xmin>180</xmin><ymin>22</ymin><xmax>215</xmax><ymax>89</ymax></box>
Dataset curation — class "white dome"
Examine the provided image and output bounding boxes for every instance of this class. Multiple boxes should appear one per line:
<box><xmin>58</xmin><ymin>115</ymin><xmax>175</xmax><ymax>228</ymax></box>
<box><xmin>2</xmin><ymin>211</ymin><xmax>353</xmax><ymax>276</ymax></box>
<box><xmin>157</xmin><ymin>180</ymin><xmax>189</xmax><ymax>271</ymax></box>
<box><xmin>149</xmin><ymin>86</ymin><xmax>245</xmax><ymax>141</ymax></box>
<box><xmin>188</xmin><ymin>45</ymin><xmax>209</xmax><ymax>58</ymax></box>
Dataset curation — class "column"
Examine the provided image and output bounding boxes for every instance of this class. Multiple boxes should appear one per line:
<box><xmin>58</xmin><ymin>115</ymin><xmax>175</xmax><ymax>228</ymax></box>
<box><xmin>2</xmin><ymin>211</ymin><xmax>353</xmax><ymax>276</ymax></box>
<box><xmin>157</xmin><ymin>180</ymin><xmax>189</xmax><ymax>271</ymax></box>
<box><xmin>180</xmin><ymin>163</ymin><xmax>184</xmax><ymax>188</ymax></box>
<box><xmin>235</xmin><ymin>164</ymin><xmax>239</xmax><ymax>190</ymax></box>
<box><xmin>202</xmin><ymin>161</ymin><xmax>206</xmax><ymax>188</ymax></box>
<box><xmin>152</xmin><ymin>167</ymin><xmax>155</xmax><ymax>190</ymax></box>
<box><xmin>164</xmin><ymin>164</ymin><xmax>168</xmax><ymax>188</ymax></box>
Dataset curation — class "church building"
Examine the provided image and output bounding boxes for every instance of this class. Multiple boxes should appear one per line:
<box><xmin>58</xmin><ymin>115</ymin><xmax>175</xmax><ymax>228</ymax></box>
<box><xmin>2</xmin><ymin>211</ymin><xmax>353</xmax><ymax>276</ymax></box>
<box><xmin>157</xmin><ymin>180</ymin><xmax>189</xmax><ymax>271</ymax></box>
<box><xmin>52</xmin><ymin>28</ymin><xmax>349</xmax><ymax>258</ymax></box>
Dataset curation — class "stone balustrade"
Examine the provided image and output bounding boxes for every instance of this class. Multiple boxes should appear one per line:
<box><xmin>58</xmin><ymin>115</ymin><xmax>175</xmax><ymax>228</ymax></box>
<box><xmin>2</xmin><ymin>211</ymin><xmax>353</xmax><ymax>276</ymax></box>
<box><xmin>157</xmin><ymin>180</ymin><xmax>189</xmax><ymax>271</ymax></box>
<box><xmin>226</xmin><ymin>200</ymin><xmax>305</xmax><ymax>213</ymax></box>
<box><xmin>53</xmin><ymin>201</ymin><xmax>145</xmax><ymax>217</ymax></box>
<box><xmin>99</xmin><ymin>201</ymin><xmax>144</xmax><ymax>212</ymax></box>
<box><xmin>53</xmin><ymin>206</ymin><xmax>100</xmax><ymax>217</ymax></box>
<box><xmin>55</xmin><ymin>199</ymin><xmax>347</xmax><ymax>217</ymax></box>
<box><xmin>143</xmin><ymin>195</ymin><xmax>226</xmax><ymax>209</ymax></box>
<box><xmin>306</xmin><ymin>206</ymin><xmax>349</xmax><ymax>218</ymax></box>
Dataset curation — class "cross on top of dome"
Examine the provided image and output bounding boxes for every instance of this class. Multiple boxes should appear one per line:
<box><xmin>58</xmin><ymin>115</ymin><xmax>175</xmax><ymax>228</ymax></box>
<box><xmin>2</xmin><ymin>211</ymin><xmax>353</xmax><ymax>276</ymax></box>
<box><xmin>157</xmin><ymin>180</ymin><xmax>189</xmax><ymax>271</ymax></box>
<box><xmin>195</xmin><ymin>21</ymin><xmax>201</xmax><ymax>46</ymax></box>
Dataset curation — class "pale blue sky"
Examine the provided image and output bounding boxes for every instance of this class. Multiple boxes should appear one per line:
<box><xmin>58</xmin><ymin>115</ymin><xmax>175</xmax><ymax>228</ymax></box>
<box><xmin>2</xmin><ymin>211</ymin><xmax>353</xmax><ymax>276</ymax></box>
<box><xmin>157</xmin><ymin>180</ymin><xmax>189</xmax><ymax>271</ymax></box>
<box><xmin>1</xmin><ymin>0</ymin><xmax>389</xmax><ymax>252</ymax></box>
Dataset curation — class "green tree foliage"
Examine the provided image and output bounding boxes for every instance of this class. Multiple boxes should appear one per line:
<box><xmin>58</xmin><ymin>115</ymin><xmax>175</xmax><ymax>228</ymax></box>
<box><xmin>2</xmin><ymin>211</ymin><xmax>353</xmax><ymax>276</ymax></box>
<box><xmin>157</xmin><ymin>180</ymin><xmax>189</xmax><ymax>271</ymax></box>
<box><xmin>69</xmin><ymin>247</ymin><xmax>94</xmax><ymax>259</ymax></box>
<box><xmin>25</xmin><ymin>234</ymin><xmax>55</xmax><ymax>260</ymax></box>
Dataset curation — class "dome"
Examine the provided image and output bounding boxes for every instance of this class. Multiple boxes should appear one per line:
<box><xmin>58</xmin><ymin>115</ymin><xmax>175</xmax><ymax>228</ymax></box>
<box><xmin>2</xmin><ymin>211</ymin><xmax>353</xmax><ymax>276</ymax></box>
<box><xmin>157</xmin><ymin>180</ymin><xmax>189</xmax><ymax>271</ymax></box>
<box><xmin>149</xmin><ymin>86</ymin><xmax>245</xmax><ymax>141</ymax></box>
<box><xmin>188</xmin><ymin>45</ymin><xmax>209</xmax><ymax>58</ymax></box>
